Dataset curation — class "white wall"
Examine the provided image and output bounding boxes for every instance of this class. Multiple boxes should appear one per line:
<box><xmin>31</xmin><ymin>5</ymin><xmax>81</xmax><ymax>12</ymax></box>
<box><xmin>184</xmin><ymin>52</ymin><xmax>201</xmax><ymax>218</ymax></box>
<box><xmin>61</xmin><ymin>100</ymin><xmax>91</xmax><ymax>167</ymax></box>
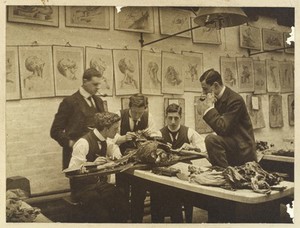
<box><xmin>6</xmin><ymin>7</ymin><xmax>294</xmax><ymax>194</ymax></box>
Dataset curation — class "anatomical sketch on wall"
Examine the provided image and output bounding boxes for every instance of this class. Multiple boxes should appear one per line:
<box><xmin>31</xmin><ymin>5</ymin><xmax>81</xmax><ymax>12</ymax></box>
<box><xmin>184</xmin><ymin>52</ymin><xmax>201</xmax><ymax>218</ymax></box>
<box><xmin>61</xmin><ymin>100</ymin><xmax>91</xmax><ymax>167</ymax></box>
<box><xmin>65</xmin><ymin>6</ymin><xmax>110</xmax><ymax>29</ymax></box>
<box><xmin>246</xmin><ymin>95</ymin><xmax>265</xmax><ymax>129</ymax></box>
<box><xmin>239</xmin><ymin>25</ymin><xmax>262</xmax><ymax>50</ymax></box>
<box><xmin>253</xmin><ymin>60</ymin><xmax>267</xmax><ymax>94</ymax></box>
<box><xmin>279</xmin><ymin>61</ymin><xmax>294</xmax><ymax>93</ymax></box>
<box><xmin>19</xmin><ymin>46</ymin><xmax>55</xmax><ymax>99</ymax></box>
<box><xmin>141</xmin><ymin>50</ymin><xmax>162</xmax><ymax>95</ymax></box>
<box><xmin>6</xmin><ymin>46</ymin><xmax>20</xmax><ymax>100</ymax></box>
<box><xmin>236</xmin><ymin>57</ymin><xmax>254</xmax><ymax>92</ymax></box>
<box><xmin>113</xmin><ymin>49</ymin><xmax>140</xmax><ymax>95</ymax></box>
<box><xmin>161</xmin><ymin>52</ymin><xmax>184</xmax><ymax>94</ymax></box>
<box><xmin>182</xmin><ymin>51</ymin><xmax>203</xmax><ymax>92</ymax></box>
<box><xmin>269</xmin><ymin>94</ymin><xmax>283</xmax><ymax>128</ymax></box>
<box><xmin>262</xmin><ymin>28</ymin><xmax>284</xmax><ymax>51</ymax></box>
<box><xmin>191</xmin><ymin>18</ymin><xmax>221</xmax><ymax>44</ymax></box>
<box><xmin>266</xmin><ymin>59</ymin><xmax>280</xmax><ymax>93</ymax></box>
<box><xmin>194</xmin><ymin>96</ymin><xmax>213</xmax><ymax>134</ymax></box>
<box><xmin>159</xmin><ymin>8</ymin><xmax>192</xmax><ymax>38</ymax></box>
<box><xmin>53</xmin><ymin>46</ymin><xmax>84</xmax><ymax>96</ymax></box>
<box><xmin>86</xmin><ymin>47</ymin><xmax>114</xmax><ymax>96</ymax></box>
<box><xmin>114</xmin><ymin>7</ymin><xmax>154</xmax><ymax>33</ymax></box>
<box><xmin>220</xmin><ymin>56</ymin><xmax>238</xmax><ymax>91</ymax></box>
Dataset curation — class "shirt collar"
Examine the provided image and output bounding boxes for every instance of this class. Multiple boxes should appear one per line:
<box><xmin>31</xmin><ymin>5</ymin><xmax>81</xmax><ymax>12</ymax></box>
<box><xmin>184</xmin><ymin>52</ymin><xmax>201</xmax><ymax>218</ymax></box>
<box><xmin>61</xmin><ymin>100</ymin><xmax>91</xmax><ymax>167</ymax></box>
<box><xmin>217</xmin><ymin>86</ymin><xmax>226</xmax><ymax>100</ymax></box>
<box><xmin>79</xmin><ymin>86</ymin><xmax>92</xmax><ymax>99</ymax></box>
<box><xmin>167</xmin><ymin>125</ymin><xmax>180</xmax><ymax>133</ymax></box>
<box><xmin>93</xmin><ymin>128</ymin><xmax>106</xmax><ymax>141</ymax></box>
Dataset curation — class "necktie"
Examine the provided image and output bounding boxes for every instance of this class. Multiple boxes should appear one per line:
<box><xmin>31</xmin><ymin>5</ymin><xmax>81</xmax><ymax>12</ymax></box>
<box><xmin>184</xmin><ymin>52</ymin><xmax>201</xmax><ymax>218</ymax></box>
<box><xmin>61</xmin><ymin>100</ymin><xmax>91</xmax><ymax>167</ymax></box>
<box><xmin>99</xmin><ymin>140</ymin><xmax>107</xmax><ymax>157</ymax></box>
<box><xmin>87</xmin><ymin>96</ymin><xmax>96</xmax><ymax>109</ymax></box>
<box><xmin>133</xmin><ymin>120</ymin><xmax>138</xmax><ymax>131</ymax></box>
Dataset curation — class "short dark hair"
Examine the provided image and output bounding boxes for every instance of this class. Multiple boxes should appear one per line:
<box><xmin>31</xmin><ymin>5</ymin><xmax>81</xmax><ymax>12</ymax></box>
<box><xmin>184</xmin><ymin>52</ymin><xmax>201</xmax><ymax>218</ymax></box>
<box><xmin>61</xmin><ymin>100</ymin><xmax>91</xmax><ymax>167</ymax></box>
<box><xmin>129</xmin><ymin>93</ymin><xmax>148</xmax><ymax>108</ymax></box>
<box><xmin>94</xmin><ymin>112</ymin><xmax>120</xmax><ymax>131</ymax></box>
<box><xmin>199</xmin><ymin>68</ymin><xmax>223</xmax><ymax>86</ymax></box>
<box><xmin>83</xmin><ymin>68</ymin><xmax>102</xmax><ymax>81</ymax></box>
<box><xmin>166</xmin><ymin>103</ymin><xmax>182</xmax><ymax>116</ymax></box>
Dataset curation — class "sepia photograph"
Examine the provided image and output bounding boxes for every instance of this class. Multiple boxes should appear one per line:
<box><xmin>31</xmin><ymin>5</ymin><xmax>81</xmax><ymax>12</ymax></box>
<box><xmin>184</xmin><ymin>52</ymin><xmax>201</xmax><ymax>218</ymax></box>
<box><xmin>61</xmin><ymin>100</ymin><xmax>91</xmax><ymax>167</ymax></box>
<box><xmin>3</xmin><ymin>3</ymin><xmax>296</xmax><ymax>226</ymax></box>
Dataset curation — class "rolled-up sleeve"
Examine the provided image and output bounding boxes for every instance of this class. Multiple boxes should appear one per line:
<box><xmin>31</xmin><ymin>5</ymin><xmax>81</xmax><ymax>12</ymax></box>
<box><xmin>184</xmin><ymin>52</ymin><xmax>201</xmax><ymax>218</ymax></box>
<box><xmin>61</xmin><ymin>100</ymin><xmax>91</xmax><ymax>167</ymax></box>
<box><xmin>68</xmin><ymin>139</ymin><xmax>89</xmax><ymax>168</ymax></box>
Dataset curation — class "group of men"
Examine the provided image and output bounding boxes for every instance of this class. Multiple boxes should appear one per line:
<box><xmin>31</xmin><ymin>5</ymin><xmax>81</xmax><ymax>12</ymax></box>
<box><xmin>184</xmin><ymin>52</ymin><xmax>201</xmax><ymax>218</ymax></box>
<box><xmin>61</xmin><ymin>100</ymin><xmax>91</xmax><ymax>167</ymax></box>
<box><xmin>50</xmin><ymin>67</ymin><xmax>257</xmax><ymax>223</ymax></box>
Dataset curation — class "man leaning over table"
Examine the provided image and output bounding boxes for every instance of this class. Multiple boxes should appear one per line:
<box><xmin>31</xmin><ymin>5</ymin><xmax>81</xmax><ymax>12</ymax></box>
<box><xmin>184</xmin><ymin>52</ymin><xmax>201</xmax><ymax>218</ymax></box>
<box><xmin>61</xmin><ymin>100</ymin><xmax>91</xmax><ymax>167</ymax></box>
<box><xmin>68</xmin><ymin>112</ymin><xmax>128</xmax><ymax>223</ymax></box>
<box><xmin>151</xmin><ymin>103</ymin><xmax>206</xmax><ymax>223</ymax></box>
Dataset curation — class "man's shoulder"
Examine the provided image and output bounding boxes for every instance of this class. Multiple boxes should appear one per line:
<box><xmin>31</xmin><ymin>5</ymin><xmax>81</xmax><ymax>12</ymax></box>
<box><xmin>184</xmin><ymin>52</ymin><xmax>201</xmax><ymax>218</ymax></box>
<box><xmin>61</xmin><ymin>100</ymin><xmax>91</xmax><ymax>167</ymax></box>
<box><xmin>225</xmin><ymin>87</ymin><xmax>244</xmax><ymax>102</ymax></box>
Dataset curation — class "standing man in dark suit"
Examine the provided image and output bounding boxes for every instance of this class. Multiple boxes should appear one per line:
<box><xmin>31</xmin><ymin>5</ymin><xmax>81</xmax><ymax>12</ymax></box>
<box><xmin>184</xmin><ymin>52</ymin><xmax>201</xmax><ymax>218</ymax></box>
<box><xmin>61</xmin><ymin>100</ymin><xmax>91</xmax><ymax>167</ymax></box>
<box><xmin>50</xmin><ymin>68</ymin><xmax>105</xmax><ymax>169</ymax></box>
<box><xmin>200</xmin><ymin>68</ymin><xmax>257</xmax><ymax>168</ymax></box>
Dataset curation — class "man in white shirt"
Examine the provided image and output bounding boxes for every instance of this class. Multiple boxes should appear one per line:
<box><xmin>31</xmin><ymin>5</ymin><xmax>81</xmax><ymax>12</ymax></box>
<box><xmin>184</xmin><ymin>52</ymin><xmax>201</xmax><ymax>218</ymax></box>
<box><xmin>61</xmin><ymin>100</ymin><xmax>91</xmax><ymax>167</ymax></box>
<box><xmin>68</xmin><ymin>112</ymin><xmax>127</xmax><ymax>223</ymax></box>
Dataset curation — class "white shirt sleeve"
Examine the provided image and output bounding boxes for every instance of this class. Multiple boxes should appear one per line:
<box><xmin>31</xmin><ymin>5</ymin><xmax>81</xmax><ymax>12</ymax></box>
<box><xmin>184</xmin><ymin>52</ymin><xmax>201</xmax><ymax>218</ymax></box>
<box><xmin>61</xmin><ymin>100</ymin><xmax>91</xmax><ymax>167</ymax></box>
<box><xmin>187</xmin><ymin>128</ymin><xmax>206</xmax><ymax>152</ymax></box>
<box><xmin>68</xmin><ymin>138</ymin><xmax>89</xmax><ymax>168</ymax></box>
<box><xmin>111</xmin><ymin>110</ymin><xmax>124</xmax><ymax>145</ymax></box>
<box><xmin>148</xmin><ymin>112</ymin><xmax>161</xmax><ymax>137</ymax></box>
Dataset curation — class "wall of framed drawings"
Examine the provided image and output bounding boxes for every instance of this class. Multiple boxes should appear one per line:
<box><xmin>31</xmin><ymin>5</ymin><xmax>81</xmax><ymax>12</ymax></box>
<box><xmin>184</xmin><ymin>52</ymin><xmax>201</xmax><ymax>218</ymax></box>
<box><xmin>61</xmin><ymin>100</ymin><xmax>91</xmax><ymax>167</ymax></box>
<box><xmin>6</xmin><ymin>6</ymin><xmax>294</xmax><ymax>194</ymax></box>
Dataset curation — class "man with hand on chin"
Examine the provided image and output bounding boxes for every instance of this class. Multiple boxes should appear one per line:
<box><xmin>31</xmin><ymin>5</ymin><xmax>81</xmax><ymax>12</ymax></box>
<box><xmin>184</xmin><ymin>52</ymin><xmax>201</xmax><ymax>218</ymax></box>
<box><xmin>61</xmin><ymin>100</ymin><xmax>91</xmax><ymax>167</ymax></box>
<box><xmin>200</xmin><ymin>68</ymin><xmax>257</xmax><ymax>168</ymax></box>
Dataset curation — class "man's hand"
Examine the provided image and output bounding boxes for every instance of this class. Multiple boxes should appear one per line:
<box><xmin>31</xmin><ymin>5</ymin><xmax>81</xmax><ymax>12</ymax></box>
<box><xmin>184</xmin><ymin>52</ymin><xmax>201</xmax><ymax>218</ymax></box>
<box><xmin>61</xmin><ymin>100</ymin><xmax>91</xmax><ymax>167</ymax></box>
<box><xmin>179</xmin><ymin>143</ymin><xmax>201</xmax><ymax>152</ymax></box>
<box><xmin>142</xmin><ymin>128</ymin><xmax>151</xmax><ymax>137</ymax></box>
<box><xmin>94</xmin><ymin>156</ymin><xmax>107</xmax><ymax>165</ymax></box>
<box><xmin>125</xmin><ymin>132</ymin><xmax>137</xmax><ymax>141</ymax></box>
<box><xmin>206</xmin><ymin>93</ymin><xmax>217</xmax><ymax>107</ymax></box>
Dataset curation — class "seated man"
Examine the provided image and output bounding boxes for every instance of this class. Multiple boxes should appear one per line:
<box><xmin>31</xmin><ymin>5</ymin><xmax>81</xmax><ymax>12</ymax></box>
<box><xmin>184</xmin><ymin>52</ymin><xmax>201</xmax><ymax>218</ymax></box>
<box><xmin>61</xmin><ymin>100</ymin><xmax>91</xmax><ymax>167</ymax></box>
<box><xmin>68</xmin><ymin>112</ymin><xmax>128</xmax><ymax>223</ymax></box>
<box><xmin>151</xmin><ymin>103</ymin><xmax>206</xmax><ymax>223</ymax></box>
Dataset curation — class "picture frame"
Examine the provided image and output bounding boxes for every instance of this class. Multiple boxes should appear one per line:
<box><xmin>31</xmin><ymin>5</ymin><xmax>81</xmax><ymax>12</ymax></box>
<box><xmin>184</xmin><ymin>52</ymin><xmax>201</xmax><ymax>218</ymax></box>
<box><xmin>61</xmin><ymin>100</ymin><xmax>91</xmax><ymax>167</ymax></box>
<box><xmin>159</xmin><ymin>7</ymin><xmax>192</xmax><ymax>38</ymax></box>
<box><xmin>191</xmin><ymin>17</ymin><xmax>221</xmax><ymax>44</ymax></box>
<box><xmin>262</xmin><ymin>28</ymin><xmax>284</xmax><ymax>51</ymax></box>
<box><xmin>6</xmin><ymin>46</ymin><xmax>21</xmax><ymax>100</ymax></box>
<box><xmin>266</xmin><ymin>59</ymin><xmax>280</xmax><ymax>93</ymax></box>
<box><xmin>141</xmin><ymin>50</ymin><xmax>162</xmax><ymax>96</ymax></box>
<box><xmin>161</xmin><ymin>51</ymin><xmax>184</xmax><ymax>95</ymax></box>
<box><xmin>287</xmin><ymin>94</ymin><xmax>294</xmax><ymax>126</ymax></box>
<box><xmin>269</xmin><ymin>94</ymin><xmax>283</xmax><ymax>128</ymax></box>
<box><xmin>121</xmin><ymin>97</ymin><xmax>130</xmax><ymax>110</ymax></box>
<box><xmin>181</xmin><ymin>51</ymin><xmax>203</xmax><ymax>92</ymax></box>
<box><xmin>7</xmin><ymin>6</ymin><xmax>59</xmax><ymax>27</ymax></box>
<box><xmin>18</xmin><ymin>45</ymin><xmax>55</xmax><ymax>99</ymax></box>
<box><xmin>283</xmin><ymin>32</ymin><xmax>294</xmax><ymax>54</ymax></box>
<box><xmin>245</xmin><ymin>95</ymin><xmax>265</xmax><ymax>129</ymax></box>
<box><xmin>65</xmin><ymin>6</ymin><xmax>110</xmax><ymax>30</ymax></box>
<box><xmin>114</xmin><ymin>7</ymin><xmax>154</xmax><ymax>33</ymax></box>
<box><xmin>194</xmin><ymin>96</ymin><xmax>213</xmax><ymax>134</ymax></box>
<box><xmin>239</xmin><ymin>25</ymin><xmax>261</xmax><ymax>50</ymax></box>
<box><xmin>164</xmin><ymin>98</ymin><xmax>185</xmax><ymax>125</ymax></box>
<box><xmin>236</xmin><ymin>57</ymin><xmax>254</xmax><ymax>93</ymax></box>
<box><xmin>53</xmin><ymin>45</ymin><xmax>84</xmax><ymax>96</ymax></box>
<box><xmin>113</xmin><ymin>49</ymin><xmax>140</xmax><ymax>96</ymax></box>
<box><xmin>220</xmin><ymin>56</ymin><xmax>238</xmax><ymax>91</ymax></box>
<box><xmin>278</xmin><ymin>61</ymin><xmax>294</xmax><ymax>93</ymax></box>
<box><xmin>253</xmin><ymin>60</ymin><xmax>267</xmax><ymax>94</ymax></box>
<box><xmin>86</xmin><ymin>47</ymin><xmax>114</xmax><ymax>96</ymax></box>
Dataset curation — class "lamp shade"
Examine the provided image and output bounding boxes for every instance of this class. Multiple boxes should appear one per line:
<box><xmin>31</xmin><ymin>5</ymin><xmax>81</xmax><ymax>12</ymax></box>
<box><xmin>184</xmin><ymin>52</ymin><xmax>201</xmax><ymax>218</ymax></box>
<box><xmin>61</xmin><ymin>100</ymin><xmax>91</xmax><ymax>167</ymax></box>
<box><xmin>194</xmin><ymin>7</ymin><xmax>248</xmax><ymax>29</ymax></box>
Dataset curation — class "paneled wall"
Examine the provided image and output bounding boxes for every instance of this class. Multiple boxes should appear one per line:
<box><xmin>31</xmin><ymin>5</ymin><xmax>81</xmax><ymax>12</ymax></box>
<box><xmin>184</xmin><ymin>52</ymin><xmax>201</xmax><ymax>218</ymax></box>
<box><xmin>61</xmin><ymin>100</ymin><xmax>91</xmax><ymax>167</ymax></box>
<box><xmin>6</xmin><ymin>6</ymin><xmax>294</xmax><ymax>194</ymax></box>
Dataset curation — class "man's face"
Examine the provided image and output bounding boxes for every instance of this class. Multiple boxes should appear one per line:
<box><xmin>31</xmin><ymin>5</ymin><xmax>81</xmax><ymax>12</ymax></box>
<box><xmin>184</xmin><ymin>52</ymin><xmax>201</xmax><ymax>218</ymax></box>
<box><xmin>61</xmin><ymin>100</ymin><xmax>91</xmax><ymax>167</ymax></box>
<box><xmin>83</xmin><ymin>76</ymin><xmax>102</xmax><ymax>95</ymax></box>
<box><xmin>166</xmin><ymin>112</ymin><xmax>181</xmax><ymax>131</ymax></box>
<box><xmin>106</xmin><ymin>122</ymin><xmax>119</xmax><ymax>139</ymax></box>
<box><xmin>201</xmin><ymin>80</ymin><xmax>217</xmax><ymax>96</ymax></box>
<box><xmin>130</xmin><ymin>106</ymin><xmax>146</xmax><ymax>121</ymax></box>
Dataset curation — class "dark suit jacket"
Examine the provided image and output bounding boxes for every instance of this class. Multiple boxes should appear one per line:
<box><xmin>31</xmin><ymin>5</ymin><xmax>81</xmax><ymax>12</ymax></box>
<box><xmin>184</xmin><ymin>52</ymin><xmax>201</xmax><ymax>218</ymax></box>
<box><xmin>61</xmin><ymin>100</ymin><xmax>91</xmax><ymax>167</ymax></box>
<box><xmin>203</xmin><ymin>87</ymin><xmax>257</xmax><ymax>163</ymax></box>
<box><xmin>50</xmin><ymin>90</ymin><xmax>104</xmax><ymax>168</ymax></box>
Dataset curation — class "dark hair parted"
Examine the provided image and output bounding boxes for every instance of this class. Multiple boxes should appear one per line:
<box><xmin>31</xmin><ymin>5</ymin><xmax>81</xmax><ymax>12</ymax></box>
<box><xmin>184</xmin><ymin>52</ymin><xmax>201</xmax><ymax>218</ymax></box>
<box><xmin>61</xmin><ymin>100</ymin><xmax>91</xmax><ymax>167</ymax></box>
<box><xmin>94</xmin><ymin>112</ymin><xmax>121</xmax><ymax>131</ymax></box>
<box><xmin>83</xmin><ymin>68</ymin><xmax>102</xmax><ymax>81</ymax></box>
<box><xmin>129</xmin><ymin>93</ymin><xmax>148</xmax><ymax>108</ymax></box>
<box><xmin>166</xmin><ymin>103</ymin><xmax>182</xmax><ymax>116</ymax></box>
<box><xmin>199</xmin><ymin>68</ymin><xmax>223</xmax><ymax>86</ymax></box>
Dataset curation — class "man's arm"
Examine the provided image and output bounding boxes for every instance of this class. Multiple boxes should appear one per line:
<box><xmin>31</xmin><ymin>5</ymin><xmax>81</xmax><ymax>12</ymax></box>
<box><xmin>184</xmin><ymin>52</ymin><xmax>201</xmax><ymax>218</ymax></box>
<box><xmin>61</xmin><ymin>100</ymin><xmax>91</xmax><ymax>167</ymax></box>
<box><xmin>68</xmin><ymin>138</ymin><xmax>89</xmax><ymax>168</ymax></box>
<box><xmin>146</xmin><ymin>112</ymin><xmax>161</xmax><ymax>137</ymax></box>
<box><xmin>106</xmin><ymin>138</ymin><xmax>122</xmax><ymax>160</ymax></box>
<box><xmin>50</xmin><ymin>99</ymin><xmax>74</xmax><ymax>148</ymax></box>
<box><xmin>187</xmin><ymin>128</ymin><xmax>206</xmax><ymax>152</ymax></box>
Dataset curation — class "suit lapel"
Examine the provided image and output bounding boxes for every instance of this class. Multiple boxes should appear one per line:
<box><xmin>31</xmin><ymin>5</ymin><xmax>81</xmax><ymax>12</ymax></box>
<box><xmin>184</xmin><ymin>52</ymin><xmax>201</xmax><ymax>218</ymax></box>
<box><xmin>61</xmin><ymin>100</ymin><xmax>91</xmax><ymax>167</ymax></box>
<box><xmin>74</xmin><ymin>91</ymin><xmax>90</xmax><ymax>113</ymax></box>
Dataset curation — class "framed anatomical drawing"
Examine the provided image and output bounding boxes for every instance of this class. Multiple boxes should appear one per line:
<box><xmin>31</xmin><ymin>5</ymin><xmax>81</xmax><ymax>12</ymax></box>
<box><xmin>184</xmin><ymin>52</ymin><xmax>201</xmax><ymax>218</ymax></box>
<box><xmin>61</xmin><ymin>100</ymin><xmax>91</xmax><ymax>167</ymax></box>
<box><xmin>266</xmin><ymin>59</ymin><xmax>280</xmax><ymax>93</ymax></box>
<box><xmin>53</xmin><ymin>45</ymin><xmax>84</xmax><ymax>96</ymax></box>
<box><xmin>236</xmin><ymin>57</ymin><xmax>254</xmax><ymax>93</ymax></box>
<box><xmin>262</xmin><ymin>28</ymin><xmax>284</xmax><ymax>51</ymax></box>
<box><xmin>278</xmin><ymin>61</ymin><xmax>294</xmax><ymax>93</ymax></box>
<box><xmin>6</xmin><ymin>46</ymin><xmax>20</xmax><ymax>100</ymax></box>
<box><xmin>220</xmin><ymin>56</ymin><xmax>238</xmax><ymax>91</ymax></box>
<box><xmin>141</xmin><ymin>50</ymin><xmax>162</xmax><ymax>96</ymax></box>
<box><xmin>86</xmin><ymin>47</ymin><xmax>114</xmax><ymax>96</ymax></box>
<box><xmin>194</xmin><ymin>96</ymin><xmax>213</xmax><ymax>134</ymax></box>
<box><xmin>269</xmin><ymin>95</ymin><xmax>283</xmax><ymax>128</ymax></box>
<box><xmin>161</xmin><ymin>52</ymin><xmax>184</xmax><ymax>94</ymax></box>
<box><xmin>239</xmin><ymin>25</ymin><xmax>261</xmax><ymax>50</ymax></box>
<box><xmin>191</xmin><ymin>18</ymin><xmax>221</xmax><ymax>44</ymax></box>
<box><xmin>246</xmin><ymin>95</ymin><xmax>265</xmax><ymax>129</ymax></box>
<box><xmin>288</xmin><ymin>94</ymin><xmax>294</xmax><ymax>126</ymax></box>
<box><xmin>114</xmin><ymin>7</ymin><xmax>154</xmax><ymax>33</ymax></box>
<box><xmin>113</xmin><ymin>49</ymin><xmax>140</xmax><ymax>96</ymax></box>
<box><xmin>159</xmin><ymin>7</ymin><xmax>192</xmax><ymax>38</ymax></box>
<box><xmin>19</xmin><ymin>45</ymin><xmax>55</xmax><ymax>99</ymax></box>
<box><xmin>164</xmin><ymin>98</ymin><xmax>185</xmax><ymax>125</ymax></box>
<box><xmin>181</xmin><ymin>51</ymin><xmax>203</xmax><ymax>92</ymax></box>
<box><xmin>253</xmin><ymin>60</ymin><xmax>267</xmax><ymax>94</ymax></box>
